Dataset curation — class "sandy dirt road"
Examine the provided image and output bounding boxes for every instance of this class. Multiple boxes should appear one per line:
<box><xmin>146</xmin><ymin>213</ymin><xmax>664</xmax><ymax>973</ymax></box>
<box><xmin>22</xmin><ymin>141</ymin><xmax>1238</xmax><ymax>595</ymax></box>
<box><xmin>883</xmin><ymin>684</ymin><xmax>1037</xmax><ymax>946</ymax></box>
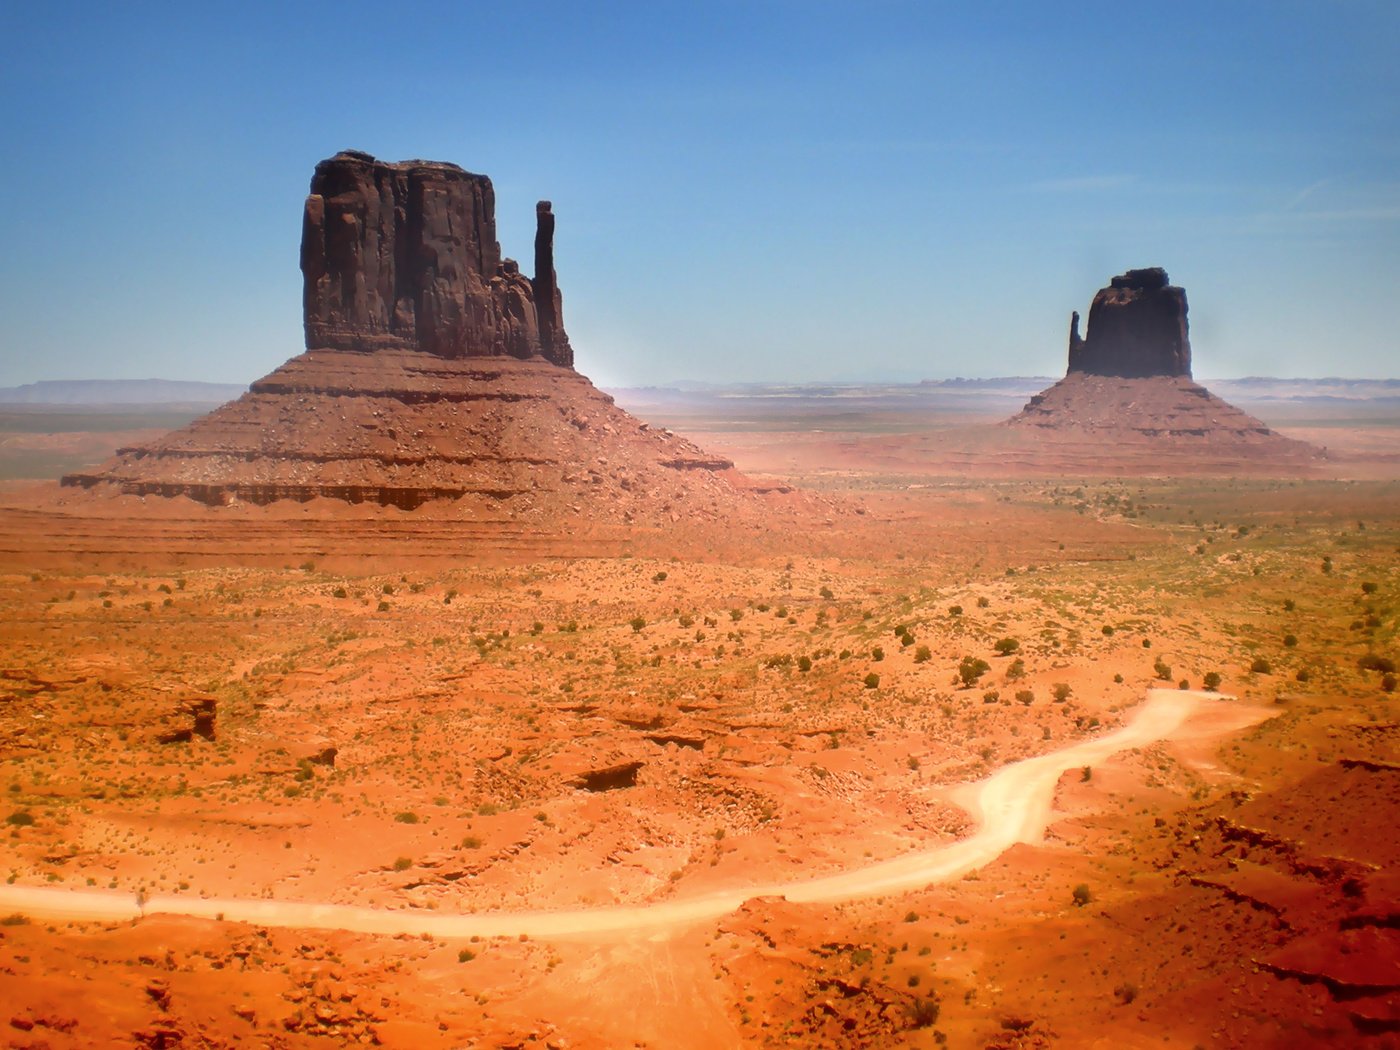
<box><xmin>0</xmin><ymin>689</ymin><xmax>1267</xmax><ymax>941</ymax></box>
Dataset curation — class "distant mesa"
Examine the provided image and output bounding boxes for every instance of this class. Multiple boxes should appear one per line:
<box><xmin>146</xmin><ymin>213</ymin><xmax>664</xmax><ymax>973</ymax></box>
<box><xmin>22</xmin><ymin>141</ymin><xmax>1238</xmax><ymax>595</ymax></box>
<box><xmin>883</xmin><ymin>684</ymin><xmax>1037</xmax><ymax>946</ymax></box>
<box><xmin>62</xmin><ymin>151</ymin><xmax>756</xmax><ymax>517</ymax></box>
<box><xmin>1007</xmin><ymin>268</ymin><xmax>1323</xmax><ymax>467</ymax></box>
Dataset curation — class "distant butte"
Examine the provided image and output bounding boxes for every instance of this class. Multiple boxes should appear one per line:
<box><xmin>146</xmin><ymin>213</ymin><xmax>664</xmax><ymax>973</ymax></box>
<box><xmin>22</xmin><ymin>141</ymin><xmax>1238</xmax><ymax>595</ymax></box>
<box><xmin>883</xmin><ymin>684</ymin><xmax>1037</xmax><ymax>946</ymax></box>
<box><xmin>1067</xmin><ymin>266</ymin><xmax>1191</xmax><ymax>379</ymax></box>
<box><xmin>1005</xmin><ymin>268</ymin><xmax>1323</xmax><ymax>468</ymax></box>
<box><xmin>62</xmin><ymin>151</ymin><xmax>772</xmax><ymax>519</ymax></box>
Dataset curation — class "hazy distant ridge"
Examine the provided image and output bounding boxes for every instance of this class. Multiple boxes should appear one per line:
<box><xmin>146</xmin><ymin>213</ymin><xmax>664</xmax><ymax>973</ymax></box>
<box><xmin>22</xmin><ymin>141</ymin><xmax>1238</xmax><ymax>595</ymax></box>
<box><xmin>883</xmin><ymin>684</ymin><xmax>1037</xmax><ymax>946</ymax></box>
<box><xmin>0</xmin><ymin>379</ymin><xmax>247</xmax><ymax>405</ymax></box>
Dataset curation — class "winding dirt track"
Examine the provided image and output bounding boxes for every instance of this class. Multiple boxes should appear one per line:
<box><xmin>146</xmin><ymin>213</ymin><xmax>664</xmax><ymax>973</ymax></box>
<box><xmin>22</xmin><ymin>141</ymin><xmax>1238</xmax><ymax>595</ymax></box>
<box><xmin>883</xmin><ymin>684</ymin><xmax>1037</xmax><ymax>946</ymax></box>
<box><xmin>0</xmin><ymin>690</ymin><xmax>1260</xmax><ymax>941</ymax></box>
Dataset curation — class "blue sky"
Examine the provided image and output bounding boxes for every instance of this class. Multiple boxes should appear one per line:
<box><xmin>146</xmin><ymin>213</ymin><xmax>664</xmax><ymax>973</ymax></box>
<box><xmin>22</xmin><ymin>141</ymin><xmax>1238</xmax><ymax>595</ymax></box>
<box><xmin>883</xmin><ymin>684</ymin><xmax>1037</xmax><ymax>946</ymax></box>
<box><xmin>2</xmin><ymin>2</ymin><xmax>1396</xmax><ymax>387</ymax></box>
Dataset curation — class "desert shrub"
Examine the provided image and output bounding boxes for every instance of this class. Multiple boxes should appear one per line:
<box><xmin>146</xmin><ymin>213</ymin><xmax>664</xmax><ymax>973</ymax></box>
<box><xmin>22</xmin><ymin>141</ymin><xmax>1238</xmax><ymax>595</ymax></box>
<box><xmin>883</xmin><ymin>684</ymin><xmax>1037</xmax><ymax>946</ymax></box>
<box><xmin>1113</xmin><ymin>673</ymin><xmax>1124</xmax><ymax>683</ymax></box>
<box><xmin>993</xmin><ymin>637</ymin><xmax>1020</xmax><ymax>656</ymax></box>
<box><xmin>983</xmin><ymin>689</ymin><xmax>1001</xmax><ymax>704</ymax></box>
<box><xmin>1283</xmin><ymin>634</ymin><xmax>1298</xmax><ymax>647</ymax></box>
<box><xmin>903</xmin><ymin>910</ymin><xmax>919</xmax><ymax>923</ymax></box>
<box><xmin>908</xmin><ymin>996</ymin><xmax>940</xmax><ymax>1028</ymax></box>
<box><xmin>948</xmin><ymin>605</ymin><xmax>963</xmax><ymax>617</ymax></box>
<box><xmin>977</xmin><ymin>596</ymin><xmax>990</xmax><ymax>608</ymax></box>
<box><xmin>394</xmin><ymin>811</ymin><xmax>420</xmax><ymax>824</ymax></box>
<box><xmin>457</xmin><ymin>948</ymin><xmax>475</xmax><ymax>962</ymax></box>
<box><xmin>1283</xmin><ymin>598</ymin><xmax>1295</xmax><ymax>611</ymax></box>
<box><xmin>1203</xmin><ymin>671</ymin><xmax>1222</xmax><ymax>690</ymax></box>
<box><xmin>1071</xmin><ymin>884</ymin><xmax>1092</xmax><ymax>907</ymax></box>
<box><xmin>819</xmin><ymin>586</ymin><xmax>834</xmax><ymax>600</ymax></box>
<box><xmin>376</xmin><ymin>600</ymin><xmax>390</xmax><ymax>612</ymax></box>
<box><xmin>629</xmin><ymin>616</ymin><xmax>646</xmax><ymax>633</ymax></box>
<box><xmin>1296</xmin><ymin>668</ymin><xmax>1312</xmax><ymax>682</ymax></box>
<box><xmin>914</xmin><ymin>645</ymin><xmax>931</xmax><ymax>663</ymax></box>
<box><xmin>1383</xmin><ymin>674</ymin><xmax>1397</xmax><ymax>693</ymax></box>
<box><xmin>461</xmin><ymin>835</ymin><xmax>482</xmax><ymax>849</ymax></box>
<box><xmin>1101</xmin><ymin>625</ymin><xmax>1114</xmax><ymax>636</ymax></box>
<box><xmin>871</xmin><ymin>646</ymin><xmax>885</xmax><ymax>662</ymax></box>
<box><xmin>1361</xmin><ymin>581</ymin><xmax>1378</xmax><ymax>595</ymax></box>
<box><xmin>1178</xmin><ymin>679</ymin><xmax>1190</xmax><ymax>690</ymax></box>
<box><xmin>729</xmin><ymin>609</ymin><xmax>744</xmax><ymax>622</ymax></box>
<box><xmin>393</xmin><ymin>856</ymin><xmax>412</xmax><ymax>871</ymax></box>
<box><xmin>1052</xmin><ymin>683</ymin><xmax>1072</xmax><ymax>702</ymax></box>
<box><xmin>332</xmin><ymin>587</ymin><xmax>348</xmax><ymax>599</ymax></box>
<box><xmin>1015</xmin><ymin>689</ymin><xmax>1034</xmax><ymax>706</ymax></box>
<box><xmin>1080</xmin><ymin>766</ymin><xmax>1092</xmax><ymax>782</ymax></box>
<box><xmin>863</xmin><ymin>673</ymin><xmax>881</xmax><ymax>690</ymax></box>
<box><xmin>1153</xmin><ymin>658</ymin><xmax>1172</xmax><ymax>681</ymax></box>
<box><xmin>1114</xmin><ymin>982</ymin><xmax>1138</xmax><ymax>1005</ymax></box>
<box><xmin>958</xmin><ymin>656</ymin><xmax>991</xmax><ymax>687</ymax></box>
<box><xmin>5</xmin><ymin>811</ymin><xmax>34</xmax><ymax>827</ymax></box>
<box><xmin>797</xmin><ymin>655</ymin><xmax>813</xmax><ymax>673</ymax></box>
<box><xmin>1006</xmin><ymin>657</ymin><xmax>1026</xmax><ymax>680</ymax></box>
<box><xmin>1142</xmin><ymin>639</ymin><xmax>1152</xmax><ymax>648</ymax></box>
<box><xmin>652</xmin><ymin>571</ymin><xmax>668</xmax><ymax>583</ymax></box>
<box><xmin>1250</xmin><ymin>658</ymin><xmax>1272</xmax><ymax>675</ymax></box>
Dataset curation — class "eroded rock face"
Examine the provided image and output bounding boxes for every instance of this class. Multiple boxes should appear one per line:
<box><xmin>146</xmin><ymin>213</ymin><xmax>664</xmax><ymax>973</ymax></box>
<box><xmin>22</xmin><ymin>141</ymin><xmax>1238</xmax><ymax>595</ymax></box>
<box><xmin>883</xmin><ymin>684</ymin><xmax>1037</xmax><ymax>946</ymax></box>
<box><xmin>1068</xmin><ymin>267</ymin><xmax>1191</xmax><ymax>379</ymax></box>
<box><xmin>301</xmin><ymin>150</ymin><xmax>572</xmax><ymax>366</ymax></box>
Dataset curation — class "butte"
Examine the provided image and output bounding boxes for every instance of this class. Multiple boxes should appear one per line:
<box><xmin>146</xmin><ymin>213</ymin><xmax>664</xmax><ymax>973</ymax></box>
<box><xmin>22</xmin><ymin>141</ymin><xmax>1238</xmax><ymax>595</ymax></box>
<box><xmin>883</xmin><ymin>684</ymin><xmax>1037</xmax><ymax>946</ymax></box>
<box><xmin>55</xmin><ymin>151</ymin><xmax>794</xmax><ymax>556</ymax></box>
<box><xmin>1003</xmin><ymin>267</ymin><xmax>1324</xmax><ymax>472</ymax></box>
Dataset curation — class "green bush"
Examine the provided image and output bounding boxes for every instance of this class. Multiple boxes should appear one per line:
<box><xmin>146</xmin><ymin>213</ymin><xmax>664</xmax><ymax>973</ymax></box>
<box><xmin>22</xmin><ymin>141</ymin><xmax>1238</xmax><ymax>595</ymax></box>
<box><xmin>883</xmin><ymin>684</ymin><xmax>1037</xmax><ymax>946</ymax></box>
<box><xmin>1052</xmin><ymin>683</ymin><xmax>1072</xmax><ymax>702</ymax></box>
<box><xmin>797</xmin><ymin>655</ymin><xmax>813</xmax><ymax>673</ymax></box>
<box><xmin>1250</xmin><ymin>658</ymin><xmax>1272</xmax><ymax>675</ymax></box>
<box><xmin>993</xmin><ymin>637</ymin><xmax>1020</xmax><ymax>656</ymax></box>
<box><xmin>629</xmin><ymin>616</ymin><xmax>646</xmax><ymax>633</ymax></box>
<box><xmin>914</xmin><ymin>645</ymin><xmax>931</xmax><ymax>663</ymax></box>
<box><xmin>1203</xmin><ymin>671</ymin><xmax>1222</xmax><ymax>691</ymax></box>
<box><xmin>863</xmin><ymin>673</ymin><xmax>880</xmax><ymax>690</ymax></box>
<box><xmin>958</xmin><ymin>656</ymin><xmax>991</xmax><ymax>687</ymax></box>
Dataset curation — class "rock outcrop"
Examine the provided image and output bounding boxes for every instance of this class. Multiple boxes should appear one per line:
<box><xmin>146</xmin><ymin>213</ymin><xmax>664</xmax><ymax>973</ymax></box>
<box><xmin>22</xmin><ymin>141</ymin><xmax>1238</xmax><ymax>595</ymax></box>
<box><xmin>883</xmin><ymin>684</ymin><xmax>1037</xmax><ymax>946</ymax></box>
<box><xmin>1003</xmin><ymin>268</ymin><xmax>1323</xmax><ymax>472</ymax></box>
<box><xmin>1067</xmin><ymin>267</ymin><xmax>1191</xmax><ymax>379</ymax></box>
<box><xmin>60</xmin><ymin>152</ymin><xmax>767</xmax><ymax>517</ymax></box>
<box><xmin>301</xmin><ymin>151</ymin><xmax>572</xmax><ymax>366</ymax></box>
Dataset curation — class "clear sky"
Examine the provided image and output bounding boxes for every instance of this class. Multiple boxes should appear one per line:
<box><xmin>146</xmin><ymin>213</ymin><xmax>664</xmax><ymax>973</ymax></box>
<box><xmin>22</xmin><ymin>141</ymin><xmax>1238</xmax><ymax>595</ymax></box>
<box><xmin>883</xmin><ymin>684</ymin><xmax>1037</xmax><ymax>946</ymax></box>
<box><xmin>2</xmin><ymin>2</ymin><xmax>1396</xmax><ymax>387</ymax></box>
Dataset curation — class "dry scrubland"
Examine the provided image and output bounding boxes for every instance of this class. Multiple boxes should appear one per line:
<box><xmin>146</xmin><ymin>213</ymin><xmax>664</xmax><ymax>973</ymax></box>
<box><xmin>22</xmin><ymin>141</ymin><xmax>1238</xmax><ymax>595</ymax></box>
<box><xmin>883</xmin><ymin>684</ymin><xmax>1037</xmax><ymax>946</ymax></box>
<box><xmin>0</xmin><ymin>459</ymin><xmax>1398</xmax><ymax>1045</ymax></box>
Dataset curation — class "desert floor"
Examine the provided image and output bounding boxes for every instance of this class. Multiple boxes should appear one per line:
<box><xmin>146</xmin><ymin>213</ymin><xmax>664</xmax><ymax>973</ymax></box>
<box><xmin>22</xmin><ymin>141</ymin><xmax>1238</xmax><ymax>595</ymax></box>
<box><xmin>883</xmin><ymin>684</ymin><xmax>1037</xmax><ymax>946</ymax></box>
<box><xmin>0</xmin><ymin>396</ymin><xmax>1396</xmax><ymax>1048</ymax></box>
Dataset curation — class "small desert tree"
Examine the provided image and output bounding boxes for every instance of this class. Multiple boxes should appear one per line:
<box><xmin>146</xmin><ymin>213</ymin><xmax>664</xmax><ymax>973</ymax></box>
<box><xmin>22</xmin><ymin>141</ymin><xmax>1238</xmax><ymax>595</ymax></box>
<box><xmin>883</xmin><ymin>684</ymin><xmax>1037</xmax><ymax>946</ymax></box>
<box><xmin>958</xmin><ymin>656</ymin><xmax>991</xmax><ymax>688</ymax></box>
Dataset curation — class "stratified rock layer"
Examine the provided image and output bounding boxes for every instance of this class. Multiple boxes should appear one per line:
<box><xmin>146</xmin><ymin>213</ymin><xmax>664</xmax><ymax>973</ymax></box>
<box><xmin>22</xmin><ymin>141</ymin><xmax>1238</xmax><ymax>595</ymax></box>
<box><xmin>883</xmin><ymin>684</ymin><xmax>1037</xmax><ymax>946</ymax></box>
<box><xmin>1068</xmin><ymin>267</ymin><xmax>1191</xmax><ymax>379</ymax></box>
<box><xmin>62</xmin><ymin>351</ymin><xmax>742</xmax><ymax>512</ymax></box>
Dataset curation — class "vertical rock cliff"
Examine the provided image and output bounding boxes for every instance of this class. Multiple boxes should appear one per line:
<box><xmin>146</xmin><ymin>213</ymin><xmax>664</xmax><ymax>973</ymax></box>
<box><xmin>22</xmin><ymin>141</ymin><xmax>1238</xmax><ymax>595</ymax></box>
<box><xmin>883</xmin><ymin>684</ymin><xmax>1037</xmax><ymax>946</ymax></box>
<box><xmin>1067</xmin><ymin>267</ymin><xmax>1192</xmax><ymax>379</ymax></box>
<box><xmin>300</xmin><ymin>150</ymin><xmax>573</xmax><ymax>366</ymax></box>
